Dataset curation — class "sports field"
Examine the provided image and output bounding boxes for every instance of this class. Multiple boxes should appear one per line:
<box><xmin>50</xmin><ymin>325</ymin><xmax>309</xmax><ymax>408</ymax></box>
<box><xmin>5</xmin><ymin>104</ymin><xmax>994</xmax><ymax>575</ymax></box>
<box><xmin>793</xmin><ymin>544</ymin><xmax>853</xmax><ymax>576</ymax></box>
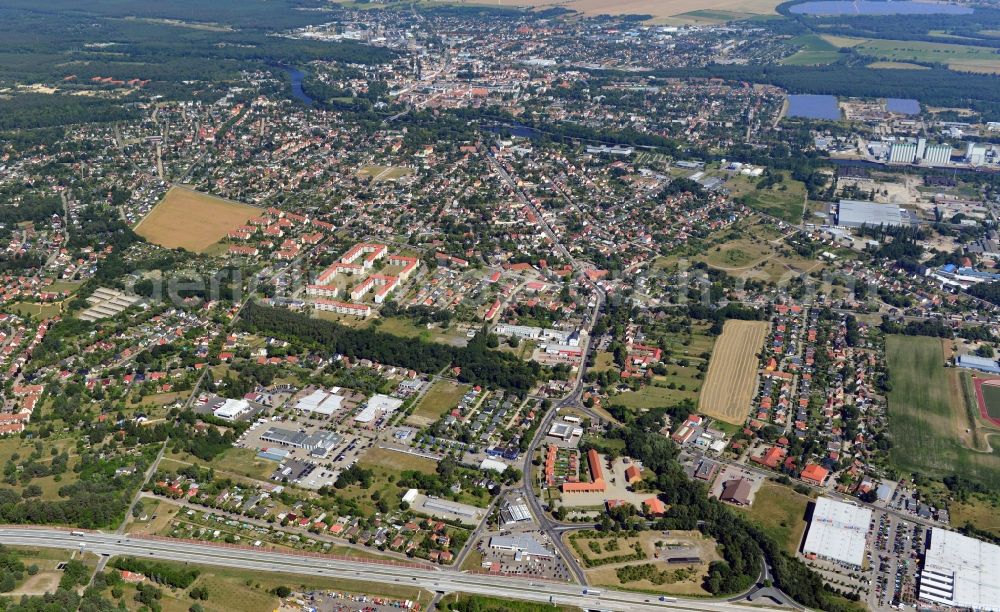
<box><xmin>135</xmin><ymin>185</ymin><xmax>259</xmax><ymax>253</ymax></box>
<box><xmin>698</xmin><ymin>320</ymin><xmax>769</xmax><ymax>425</ymax></box>
<box><xmin>886</xmin><ymin>336</ymin><xmax>1000</xmax><ymax>488</ymax></box>
<box><xmin>977</xmin><ymin>379</ymin><xmax>1000</xmax><ymax>423</ymax></box>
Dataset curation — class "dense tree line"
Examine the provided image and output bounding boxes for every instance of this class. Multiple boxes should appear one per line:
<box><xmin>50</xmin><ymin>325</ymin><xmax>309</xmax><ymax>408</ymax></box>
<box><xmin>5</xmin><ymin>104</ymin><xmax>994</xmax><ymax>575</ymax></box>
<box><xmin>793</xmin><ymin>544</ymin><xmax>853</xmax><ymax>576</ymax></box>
<box><xmin>643</xmin><ymin>64</ymin><xmax>1000</xmax><ymax>120</ymax></box>
<box><xmin>687</xmin><ymin>302</ymin><xmax>771</xmax><ymax>335</ymax></box>
<box><xmin>966</xmin><ymin>281</ymin><xmax>1000</xmax><ymax>307</ymax></box>
<box><xmin>779</xmin><ymin>2</ymin><xmax>1000</xmax><ymax>49</ymax></box>
<box><xmin>111</xmin><ymin>557</ymin><xmax>200</xmax><ymax>589</ymax></box>
<box><xmin>601</xmin><ymin>403</ymin><xmax>856</xmax><ymax>610</ymax></box>
<box><xmin>238</xmin><ymin>302</ymin><xmax>543</xmax><ymax>391</ymax></box>
<box><xmin>0</xmin><ymin>194</ymin><xmax>61</xmax><ymax>227</ymax></box>
<box><xmin>0</xmin><ymin>545</ymin><xmax>25</xmax><ymax>593</ymax></box>
<box><xmin>879</xmin><ymin>319</ymin><xmax>952</xmax><ymax>338</ymax></box>
<box><xmin>0</xmin><ymin>480</ymin><xmax>133</xmax><ymax>529</ymax></box>
<box><xmin>0</xmin><ymin>94</ymin><xmax>137</xmax><ymax>130</ymax></box>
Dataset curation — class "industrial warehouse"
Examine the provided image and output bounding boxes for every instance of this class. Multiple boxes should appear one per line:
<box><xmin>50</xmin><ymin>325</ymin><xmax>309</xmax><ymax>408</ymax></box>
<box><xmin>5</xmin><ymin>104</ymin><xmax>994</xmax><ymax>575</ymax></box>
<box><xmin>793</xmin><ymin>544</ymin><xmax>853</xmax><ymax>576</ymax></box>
<box><xmin>258</xmin><ymin>427</ymin><xmax>342</xmax><ymax>457</ymax></box>
<box><xmin>835</xmin><ymin>200</ymin><xmax>917</xmax><ymax>229</ymax></box>
<box><xmin>919</xmin><ymin>528</ymin><xmax>1000</xmax><ymax>611</ymax></box>
<box><xmin>802</xmin><ymin>497</ymin><xmax>872</xmax><ymax>568</ymax></box>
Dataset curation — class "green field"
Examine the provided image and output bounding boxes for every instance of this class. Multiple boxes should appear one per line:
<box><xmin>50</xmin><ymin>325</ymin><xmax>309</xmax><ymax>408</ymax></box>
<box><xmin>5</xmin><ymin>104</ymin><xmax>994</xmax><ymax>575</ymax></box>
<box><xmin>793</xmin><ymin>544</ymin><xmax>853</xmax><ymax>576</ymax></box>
<box><xmin>981</xmin><ymin>383</ymin><xmax>1000</xmax><ymax>420</ymax></box>
<box><xmin>163</xmin><ymin>447</ymin><xmax>276</xmax><ymax>482</ymax></box>
<box><xmin>886</xmin><ymin>336</ymin><xmax>1000</xmax><ymax>489</ymax></box>
<box><xmin>612</xmin><ymin>379</ymin><xmax>699</xmax><ymax>409</ymax></box>
<box><xmin>8</xmin><ymin>301</ymin><xmax>64</xmax><ymax>319</ymax></box>
<box><xmin>950</xmin><ymin>496</ymin><xmax>1000</xmax><ymax>538</ymax></box>
<box><xmin>407</xmin><ymin>381</ymin><xmax>470</xmax><ymax>426</ymax></box>
<box><xmin>439</xmin><ymin>593</ymin><xmax>579</xmax><ymax>612</ymax></box>
<box><xmin>371</xmin><ymin>316</ymin><xmax>466</xmax><ymax>346</ymax></box>
<box><xmin>704</xmin><ymin>240</ymin><xmax>773</xmax><ymax>269</ymax></box>
<box><xmin>103</xmin><ymin>559</ymin><xmax>431</xmax><ymax>612</ymax></box>
<box><xmin>736</xmin><ymin>482</ymin><xmax>810</xmax><ymax>555</ymax></box>
<box><xmin>358</xmin><ymin>165</ymin><xmax>413</xmax><ymax>181</ymax></box>
<box><xmin>658</xmin><ymin>217</ymin><xmax>822</xmax><ymax>283</ymax></box>
<box><xmin>746</xmin><ymin>177</ymin><xmax>806</xmax><ymax>223</ymax></box>
<box><xmin>866</xmin><ymin>61</ymin><xmax>931</xmax><ymax>70</ymax></box>
<box><xmin>591</xmin><ymin>351</ymin><xmax>616</xmax><ymax>373</ymax></box>
<box><xmin>820</xmin><ymin>35</ymin><xmax>1000</xmax><ymax>73</ymax></box>
<box><xmin>782</xmin><ymin>34</ymin><xmax>841</xmax><ymax>65</ymax></box>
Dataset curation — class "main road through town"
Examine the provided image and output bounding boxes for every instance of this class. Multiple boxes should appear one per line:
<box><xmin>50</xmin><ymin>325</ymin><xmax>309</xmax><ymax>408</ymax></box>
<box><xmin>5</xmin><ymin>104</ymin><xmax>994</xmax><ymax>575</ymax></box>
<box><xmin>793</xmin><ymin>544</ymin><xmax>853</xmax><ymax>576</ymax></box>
<box><xmin>483</xmin><ymin>141</ymin><xmax>611</xmax><ymax>584</ymax></box>
<box><xmin>0</xmin><ymin>528</ymin><xmax>773</xmax><ymax>612</ymax></box>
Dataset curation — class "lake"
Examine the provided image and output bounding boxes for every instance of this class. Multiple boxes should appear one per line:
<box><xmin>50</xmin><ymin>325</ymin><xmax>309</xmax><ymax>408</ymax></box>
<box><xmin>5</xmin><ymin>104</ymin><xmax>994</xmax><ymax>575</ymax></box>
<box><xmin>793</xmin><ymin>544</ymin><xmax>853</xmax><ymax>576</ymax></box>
<box><xmin>283</xmin><ymin>66</ymin><xmax>314</xmax><ymax>105</ymax></box>
<box><xmin>485</xmin><ymin>122</ymin><xmax>540</xmax><ymax>139</ymax></box>
<box><xmin>886</xmin><ymin>98</ymin><xmax>920</xmax><ymax>114</ymax></box>
<box><xmin>786</xmin><ymin>94</ymin><xmax>841</xmax><ymax>120</ymax></box>
<box><xmin>790</xmin><ymin>1</ymin><xmax>973</xmax><ymax>16</ymax></box>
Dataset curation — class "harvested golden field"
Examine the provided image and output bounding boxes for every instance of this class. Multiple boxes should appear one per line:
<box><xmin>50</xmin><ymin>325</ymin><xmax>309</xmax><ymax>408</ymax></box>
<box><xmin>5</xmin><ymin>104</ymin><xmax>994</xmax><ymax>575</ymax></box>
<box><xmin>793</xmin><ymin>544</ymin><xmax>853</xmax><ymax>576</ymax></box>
<box><xmin>135</xmin><ymin>185</ymin><xmax>258</xmax><ymax>253</ymax></box>
<box><xmin>698</xmin><ymin>320</ymin><xmax>768</xmax><ymax>425</ymax></box>
<box><xmin>455</xmin><ymin>0</ymin><xmax>781</xmax><ymax>21</ymax></box>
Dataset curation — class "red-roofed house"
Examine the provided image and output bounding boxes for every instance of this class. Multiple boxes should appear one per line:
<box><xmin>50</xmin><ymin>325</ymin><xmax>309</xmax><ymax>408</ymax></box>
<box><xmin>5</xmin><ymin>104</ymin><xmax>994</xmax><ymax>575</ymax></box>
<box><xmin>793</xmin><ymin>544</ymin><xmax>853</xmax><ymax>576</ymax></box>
<box><xmin>800</xmin><ymin>464</ymin><xmax>829</xmax><ymax>485</ymax></box>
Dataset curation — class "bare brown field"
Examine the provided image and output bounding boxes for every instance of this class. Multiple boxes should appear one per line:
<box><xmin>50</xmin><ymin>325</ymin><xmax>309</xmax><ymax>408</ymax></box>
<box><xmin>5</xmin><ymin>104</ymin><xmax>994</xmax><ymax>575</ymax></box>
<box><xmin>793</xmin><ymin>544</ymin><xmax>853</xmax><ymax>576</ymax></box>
<box><xmin>446</xmin><ymin>0</ymin><xmax>780</xmax><ymax>21</ymax></box>
<box><xmin>698</xmin><ymin>320</ymin><xmax>768</xmax><ymax>425</ymax></box>
<box><xmin>135</xmin><ymin>185</ymin><xmax>258</xmax><ymax>253</ymax></box>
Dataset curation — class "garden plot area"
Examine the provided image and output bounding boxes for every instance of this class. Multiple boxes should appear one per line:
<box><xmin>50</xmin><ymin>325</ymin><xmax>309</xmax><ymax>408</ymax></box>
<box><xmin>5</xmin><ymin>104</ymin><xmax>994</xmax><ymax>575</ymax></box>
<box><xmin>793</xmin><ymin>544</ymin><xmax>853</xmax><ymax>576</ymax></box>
<box><xmin>567</xmin><ymin>530</ymin><xmax>720</xmax><ymax>596</ymax></box>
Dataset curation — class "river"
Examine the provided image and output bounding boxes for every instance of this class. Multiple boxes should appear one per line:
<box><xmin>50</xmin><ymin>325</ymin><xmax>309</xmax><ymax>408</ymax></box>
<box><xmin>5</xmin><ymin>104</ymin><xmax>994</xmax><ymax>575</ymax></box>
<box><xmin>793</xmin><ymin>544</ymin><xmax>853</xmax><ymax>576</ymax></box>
<box><xmin>282</xmin><ymin>66</ymin><xmax>314</xmax><ymax>105</ymax></box>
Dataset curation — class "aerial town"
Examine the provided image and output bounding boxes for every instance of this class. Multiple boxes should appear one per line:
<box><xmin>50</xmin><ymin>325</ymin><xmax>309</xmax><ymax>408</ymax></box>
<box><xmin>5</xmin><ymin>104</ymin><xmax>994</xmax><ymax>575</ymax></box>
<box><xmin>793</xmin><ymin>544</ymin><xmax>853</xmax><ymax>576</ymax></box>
<box><xmin>1</xmin><ymin>0</ymin><xmax>1000</xmax><ymax>611</ymax></box>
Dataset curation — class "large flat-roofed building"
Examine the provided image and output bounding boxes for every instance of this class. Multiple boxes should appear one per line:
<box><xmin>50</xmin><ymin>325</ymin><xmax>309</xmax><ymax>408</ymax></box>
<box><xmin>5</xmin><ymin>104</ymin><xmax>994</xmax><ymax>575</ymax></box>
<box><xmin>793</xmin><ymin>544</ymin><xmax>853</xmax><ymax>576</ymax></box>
<box><xmin>919</xmin><ymin>528</ymin><xmax>1000</xmax><ymax>611</ymax></box>
<box><xmin>294</xmin><ymin>388</ymin><xmax>345</xmax><ymax>415</ymax></box>
<box><xmin>489</xmin><ymin>535</ymin><xmax>554</xmax><ymax>558</ymax></box>
<box><xmin>802</xmin><ymin>497</ymin><xmax>872</xmax><ymax>567</ymax></box>
<box><xmin>354</xmin><ymin>394</ymin><xmax>404</xmax><ymax>425</ymax></box>
<box><xmin>836</xmin><ymin>200</ymin><xmax>907</xmax><ymax>229</ymax></box>
<box><xmin>956</xmin><ymin>354</ymin><xmax>1000</xmax><ymax>374</ymax></box>
<box><xmin>213</xmin><ymin>398</ymin><xmax>251</xmax><ymax>420</ymax></box>
<box><xmin>259</xmin><ymin>427</ymin><xmax>342</xmax><ymax>456</ymax></box>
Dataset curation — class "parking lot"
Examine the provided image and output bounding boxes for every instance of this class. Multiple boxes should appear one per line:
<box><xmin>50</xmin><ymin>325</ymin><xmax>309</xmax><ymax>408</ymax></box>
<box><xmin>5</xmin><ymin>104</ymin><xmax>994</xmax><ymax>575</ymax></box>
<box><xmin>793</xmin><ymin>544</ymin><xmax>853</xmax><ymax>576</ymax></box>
<box><xmin>288</xmin><ymin>590</ymin><xmax>420</xmax><ymax>611</ymax></box>
<box><xmin>470</xmin><ymin>528</ymin><xmax>572</xmax><ymax>581</ymax></box>
<box><xmin>867</xmin><ymin>510</ymin><xmax>925</xmax><ymax>610</ymax></box>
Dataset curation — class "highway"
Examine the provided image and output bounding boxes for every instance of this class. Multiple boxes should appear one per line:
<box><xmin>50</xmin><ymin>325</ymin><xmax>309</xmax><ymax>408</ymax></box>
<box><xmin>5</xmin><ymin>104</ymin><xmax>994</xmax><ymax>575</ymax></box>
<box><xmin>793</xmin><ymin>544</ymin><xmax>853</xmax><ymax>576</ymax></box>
<box><xmin>0</xmin><ymin>528</ymin><xmax>774</xmax><ymax>612</ymax></box>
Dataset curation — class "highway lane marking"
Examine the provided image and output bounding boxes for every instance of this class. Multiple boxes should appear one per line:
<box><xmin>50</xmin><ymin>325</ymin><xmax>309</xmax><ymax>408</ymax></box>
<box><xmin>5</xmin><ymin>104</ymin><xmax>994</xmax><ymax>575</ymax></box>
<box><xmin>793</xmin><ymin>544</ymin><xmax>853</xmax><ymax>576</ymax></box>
<box><xmin>0</xmin><ymin>533</ymin><xmax>761</xmax><ymax>611</ymax></box>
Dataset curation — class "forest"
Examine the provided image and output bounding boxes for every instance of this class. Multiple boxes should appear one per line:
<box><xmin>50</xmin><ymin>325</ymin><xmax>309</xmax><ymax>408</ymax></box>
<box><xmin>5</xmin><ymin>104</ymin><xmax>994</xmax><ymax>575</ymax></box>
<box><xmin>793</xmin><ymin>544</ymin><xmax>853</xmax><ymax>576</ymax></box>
<box><xmin>966</xmin><ymin>280</ymin><xmax>1000</xmax><ymax>307</ymax></box>
<box><xmin>238</xmin><ymin>302</ymin><xmax>543</xmax><ymax>391</ymax></box>
<box><xmin>0</xmin><ymin>1</ymin><xmax>394</xmax><ymax>130</ymax></box>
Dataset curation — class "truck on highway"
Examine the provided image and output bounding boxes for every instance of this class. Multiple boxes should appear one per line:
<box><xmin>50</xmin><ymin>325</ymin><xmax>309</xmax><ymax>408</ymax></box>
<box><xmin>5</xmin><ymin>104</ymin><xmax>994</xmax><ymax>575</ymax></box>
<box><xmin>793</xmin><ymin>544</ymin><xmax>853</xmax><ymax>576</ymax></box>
<box><xmin>582</xmin><ymin>589</ymin><xmax>601</xmax><ymax>596</ymax></box>
<box><xmin>659</xmin><ymin>596</ymin><xmax>677</xmax><ymax>603</ymax></box>
<box><xmin>70</xmin><ymin>531</ymin><xmax>85</xmax><ymax>536</ymax></box>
